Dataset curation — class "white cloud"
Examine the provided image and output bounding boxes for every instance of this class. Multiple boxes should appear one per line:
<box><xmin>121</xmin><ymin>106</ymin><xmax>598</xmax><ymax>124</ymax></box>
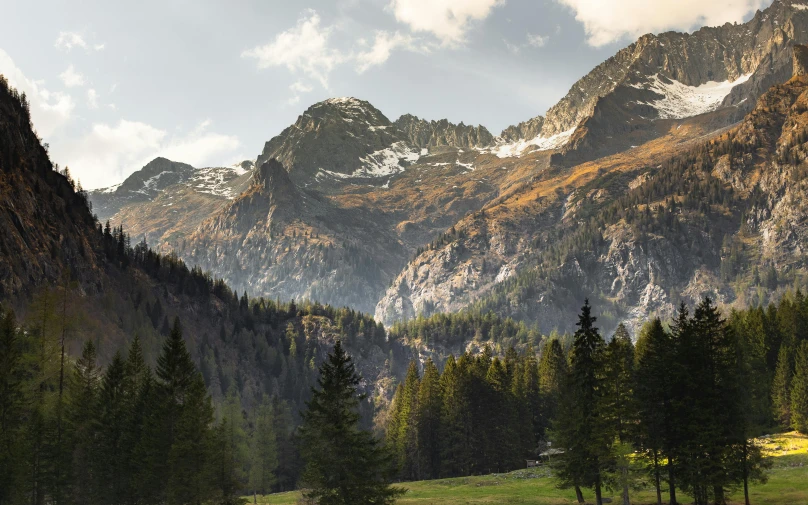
<box><xmin>554</xmin><ymin>0</ymin><xmax>769</xmax><ymax>47</ymax></box>
<box><xmin>60</xmin><ymin>119</ymin><xmax>241</xmax><ymax>189</ymax></box>
<box><xmin>93</xmin><ymin>43</ymin><xmax>105</xmax><ymax>51</ymax></box>
<box><xmin>355</xmin><ymin>31</ymin><xmax>422</xmax><ymax>73</ymax></box>
<box><xmin>87</xmin><ymin>89</ymin><xmax>98</xmax><ymax>109</ymax></box>
<box><xmin>59</xmin><ymin>65</ymin><xmax>85</xmax><ymax>87</ymax></box>
<box><xmin>389</xmin><ymin>0</ymin><xmax>504</xmax><ymax>45</ymax></box>
<box><xmin>242</xmin><ymin>10</ymin><xmax>344</xmax><ymax>88</ymax></box>
<box><xmin>55</xmin><ymin>32</ymin><xmax>87</xmax><ymax>51</ymax></box>
<box><xmin>287</xmin><ymin>80</ymin><xmax>314</xmax><ymax>105</ymax></box>
<box><xmin>527</xmin><ymin>33</ymin><xmax>548</xmax><ymax>48</ymax></box>
<box><xmin>0</xmin><ymin>48</ymin><xmax>74</xmax><ymax>137</ymax></box>
<box><xmin>505</xmin><ymin>33</ymin><xmax>549</xmax><ymax>54</ymax></box>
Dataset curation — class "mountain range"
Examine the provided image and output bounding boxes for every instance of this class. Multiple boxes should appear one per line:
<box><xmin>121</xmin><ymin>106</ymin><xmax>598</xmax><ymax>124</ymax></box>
<box><xmin>83</xmin><ymin>0</ymin><xmax>808</xmax><ymax>336</ymax></box>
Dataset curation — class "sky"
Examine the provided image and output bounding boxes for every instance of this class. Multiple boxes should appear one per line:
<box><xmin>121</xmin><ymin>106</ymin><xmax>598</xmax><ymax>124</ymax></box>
<box><xmin>0</xmin><ymin>0</ymin><xmax>773</xmax><ymax>189</ymax></box>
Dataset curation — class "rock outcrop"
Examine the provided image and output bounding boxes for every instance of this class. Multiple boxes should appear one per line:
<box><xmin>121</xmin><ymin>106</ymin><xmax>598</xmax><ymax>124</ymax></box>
<box><xmin>393</xmin><ymin>114</ymin><xmax>495</xmax><ymax>149</ymax></box>
<box><xmin>794</xmin><ymin>44</ymin><xmax>808</xmax><ymax>76</ymax></box>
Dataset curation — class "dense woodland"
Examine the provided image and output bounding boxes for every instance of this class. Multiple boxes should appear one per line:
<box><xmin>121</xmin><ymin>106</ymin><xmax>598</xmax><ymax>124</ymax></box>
<box><xmin>384</xmin><ymin>294</ymin><xmax>808</xmax><ymax>505</ymax></box>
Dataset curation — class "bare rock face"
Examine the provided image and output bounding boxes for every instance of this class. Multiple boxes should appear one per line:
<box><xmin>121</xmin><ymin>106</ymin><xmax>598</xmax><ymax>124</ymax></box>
<box><xmin>500</xmin><ymin>0</ymin><xmax>808</xmax><ymax>163</ymax></box>
<box><xmin>794</xmin><ymin>44</ymin><xmax>808</xmax><ymax>76</ymax></box>
<box><xmin>393</xmin><ymin>114</ymin><xmax>495</xmax><ymax>149</ymax></box>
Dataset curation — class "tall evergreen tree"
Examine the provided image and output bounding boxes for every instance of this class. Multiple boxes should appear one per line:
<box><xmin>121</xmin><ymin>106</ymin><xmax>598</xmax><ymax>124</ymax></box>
<box><xmin>96</xmin><ymin>352</ymin><xmax>128</xmax><ymax>505</ymax></box>
<box><xmin>552</xmin><ymin>300</ymin><xmax>609</xmax><ymax>505</ymax></box>
<box><xmin>439</xmin><ymin>355</ymin><xmax>472</xmax><ymax>477</ymax></box>
<box><xmin>634</xmin><ymin>318</ymin><xmax>675</xmax><ymax>505</ymax></box>
<box><xmin>248</xmin><ymin>396</ymin><xmax>279</xmax><ymax>497</ymax></box>
<box><xmin>538</xmin><ymin>338</ymin><xmax>567</xmax><ymax>435</ymax></box>
<box><xmin>415</xmin><ymin>359</ymin><xmax>442</xmax><ymax>480</ymax></box>
<box><xmin>65</xmin><ymin>341</ymin><xmax>101</xmax><ymax>505</ymax></box>
<box><xmin>791</xmin><ymin>341</ymin><xmax>808</xmax><ymax>433</ymax></box>
<box><xmin>601</xmin><ymin>324</ymin><xmax>635</xmax><ymax>505</ymax></box>
<box><xmin>772</xmin><ymin>344</ymin><xmax>794</xmax><ymax>428</ymax></box>
<box><xmin>298</xmin><ymin>341</ymin><xmax>403</xmax><ymax>505</ymax></box>
<box><xmin>0</xmin><ymin>307</ymin><xmax>25</xmax><ymax>505</ymax></box>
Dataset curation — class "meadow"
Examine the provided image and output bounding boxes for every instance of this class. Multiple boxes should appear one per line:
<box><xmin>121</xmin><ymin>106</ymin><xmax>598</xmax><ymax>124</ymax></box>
<box><xmin>248</xmin><ymin>432</ymin><xmax>808</xmax><ymax>505</ymax></box>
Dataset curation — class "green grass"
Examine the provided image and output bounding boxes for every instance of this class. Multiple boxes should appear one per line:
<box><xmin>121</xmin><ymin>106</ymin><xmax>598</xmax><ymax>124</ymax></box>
<box><xmin>248</xmin><ymin>432</ymin><xmax>808</xmax><ymax>505</ymax></box>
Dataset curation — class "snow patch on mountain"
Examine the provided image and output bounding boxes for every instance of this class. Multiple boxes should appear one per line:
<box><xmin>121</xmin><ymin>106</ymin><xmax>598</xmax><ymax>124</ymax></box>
<box><xmin>635</xmin><ymin>73</ymin><xmax>753</xmax><ymax>119</ymax></box>
<box><xmin>190</xmin><ymin>165</ymin><xmax>250</xmax><ymax>198</ymax></box>
<box><xmin>492</xmin><ymin>127</ymin><xmax>576</xmax><ymax>158</ymax></box>
<box><xmin>316</xmin><ymin>142</ymin><xmax>422</xmax><ymax>180</ymax></box>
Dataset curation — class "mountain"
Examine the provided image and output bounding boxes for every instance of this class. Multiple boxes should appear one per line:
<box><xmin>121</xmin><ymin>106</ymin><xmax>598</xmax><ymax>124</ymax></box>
<box><xmin>87</xmin><ymin>0</ymin><xmax>808</xmax><ymax>334</ymax></box>
<box><xmin>379</xmin><ymin>44</ymin><xmax>808</xmax><ymax>334</ymax></box>
<box><xmin>496</xmin><ymin>0</ymin><xmax>808</xmax><ymax>163</ymax></box>
<box><xmin>88</xmin><ymin>157</ymin><xmax>253</xmax><ymax>245</ymax></box>
<box><xmin>0</xmin><ymin>75</ymin><xmax>417</xmax><ymax>418</ymax></box>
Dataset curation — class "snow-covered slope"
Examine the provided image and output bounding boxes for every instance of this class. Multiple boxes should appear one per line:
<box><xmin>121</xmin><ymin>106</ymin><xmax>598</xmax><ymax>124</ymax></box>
<box><xmin>635</xmin><ymin>73</ymin><xmax>753</xmax><ymax>119</ymax></box>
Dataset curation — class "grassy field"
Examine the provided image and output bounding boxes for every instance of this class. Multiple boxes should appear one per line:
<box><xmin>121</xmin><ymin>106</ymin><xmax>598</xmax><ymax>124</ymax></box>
<box><xmin>249</xmin><ymin>432</ymin><xmax>808</xmax><ymax>505</ymax></box>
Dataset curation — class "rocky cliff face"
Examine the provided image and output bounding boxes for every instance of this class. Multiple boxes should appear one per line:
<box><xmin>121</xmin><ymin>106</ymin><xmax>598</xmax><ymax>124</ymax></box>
<box><xmin>378</xmin><ymin>59</ymin><xmax>808</xmax><ymax>334</ymax></box>
<box><xmin>497</xmin><ymin>0</ymin><xmax>808</xmax><ymax>162</ymax></box>
<box><xmin>87</xmin><ymin>0</ymin><xmax>808</xmax><ymax>338</ymax></box>
<box><xmin>393</xmin><ymin>114</ymin><xmax>494</xmax><ymax>149</ymax></box>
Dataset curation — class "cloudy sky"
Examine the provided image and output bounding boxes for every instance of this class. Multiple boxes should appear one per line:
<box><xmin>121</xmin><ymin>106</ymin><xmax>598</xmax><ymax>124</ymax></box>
<box><xmin>1</xmin><ymin>0</ymin><xmax>772</xmax><ymax>189</ymax></box>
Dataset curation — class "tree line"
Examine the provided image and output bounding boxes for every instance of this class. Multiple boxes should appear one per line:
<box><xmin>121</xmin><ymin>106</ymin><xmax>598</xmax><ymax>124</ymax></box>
<box><xmin>0</xmin><ymin>304</ymin><xmax>293</xmax><ymax>505</ymax></box>
<box><xmin>384</xmin><ymin>294</ymin><xmax>808</xmax><ymax>505</ymax></box>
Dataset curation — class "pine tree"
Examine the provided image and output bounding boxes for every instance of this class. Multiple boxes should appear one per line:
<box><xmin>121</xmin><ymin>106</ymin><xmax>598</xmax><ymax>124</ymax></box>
<box><xmin>66</xmin><ymin>340</ymin><xmax>102</xmax><ymax>505</ymax></box>
<box><xmin>772</xmin><ymin>344</ymin><xmax>794</xmax><ymax>428</ymax></box>
<box><xmin>676</xmin><ymin>298</ymin><xmax>739</xmax><ymax>505</ymax></box>
<box><xmin>551</xmin><ymin>300</ymin><xmax>609</xmax><ymax>505</ymax></box>
<box><xmin>391</xmin><ymin>361</ymin><xmax>420</xmax><ymax>479</ymax></box>
<box><xmin>298</xmin><ymin>340</ymin><xmax>403</xmax><ymax>505</ymax></box>
<box><xmin>634</xmin><ymin>318</ymin><xmax>674</xmax><ymax>505</ymax></box>
<box><xmin>520</xmin><ymin>346</ymin><xmax>542</xmax><ymax>450</ymax></box>
<box><xmin>439</xmin><ymin>355</ymin><xmax>472</xmax><ymax>477</ymax></box>
<box><xmin>415</xmin><ymin>359</ymin><xmax>442</xmax><ymax>480</ymax></box>
<box><xmin>97</xmin><ymin>352</ymin><xmax>128</xmax><ymax>505</ymax></box>
<box><xmin>0</xmin><ymin>307</ymin><xmax>26</xmax><ymax>504</ymax></box>
<box><xmin>791</xmin><ymin>341</ymin><xmax>808</xmax><ymax>433</ymax></box>
<box><xmin>248</xmin><ymin>396</ymin><xmax>279</xmax><ymax>497</ymax></box>
<box><xmin>166</xmin><ymin>371</ymin><xmax>213</xmax><ymax>505</ymax></box>
<box><xmin>539</xmin><ymin>338</ymin><xmax>567</xmax><ymax>435</ymax></box>
<box><xmin>601</xmin><ymin>323</ymin><xmax>635</xmax><ymax>505</ymax></box>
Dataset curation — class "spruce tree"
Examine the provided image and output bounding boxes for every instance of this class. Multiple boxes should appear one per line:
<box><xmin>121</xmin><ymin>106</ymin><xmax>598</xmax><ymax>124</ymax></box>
<box><xmin>791</xmin><ymin>341</ymin><xmax>808</xmax><ymax>433</ymax></box>
<box><xmin>520</xmin><ymin>346</ymin><xmax>542</xmax><ymax>450</ymax></box>
<box><xmin>771</xmin><ymin>344</ymin><xmax>794</xmax><ymax>428</ymax></box>
<box><xmin>601</xmin><ymin>323</ymin><xmax>635</xmax><ymax>505</ymax></box>
<box><xmin>0</xmin><ymin>307</ymin><xmax>25</xmax><ymax>505</ymax></box>
<box><xmin>392</xmin><ymin>361</ymin><xmax>420</xmax><ymax>479</ymax></box>
<box><xmin>66</xmin><ymin>340</ymin><xmax>102</xmax><ymax>505</ymax></box>
<box><xmin>552</xmin><ymin>300</ymin><xmax>608</xmax><ymax>505</ymax></box>
<box><xmin>248</xmin><ymin>396</ymin><xmax>279</xmax><ymax>497</ymax></box>
<box><xmin>415</xmin><ymin>359</ymin><xmax>442</xmax><ymax>480</ymax></box>
<box><xmin>539</xmin><ymin>338</ymin><xmax>567</xmax><ymax>435</ymax></box>
<box><xmin>166</xmin><ymin>371</ymin><xmax>213</xmax><ymax>505</ymax></box>
<box><xmin>634</xmin><ymin>319</ymin><xmax>673</xmax><ymax>505</ymax></box>
<box><xmin>298</xmin><ymin>340</ymin><xmax>403</xmax><ymax>505</ymax></box>
<box><xmin>97</xmin><ymin>352</ymin><xmax>128</xmax><ymax>505</ymax></box>
<box><xmin>439</xmin><ymin>355</ymin><xmax>472</xmax><ymax>477</ymax></box>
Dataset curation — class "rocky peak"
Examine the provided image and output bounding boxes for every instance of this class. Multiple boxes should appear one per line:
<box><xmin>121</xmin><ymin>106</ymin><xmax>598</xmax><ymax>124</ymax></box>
<box><xmin>116</xmin><ymin>157</ymin><xmax>195</xmax><ymax>195</ymax></box>
<box><xmin>497</xmin><ymin>0</ymin><xmax>808</xmax><ymax>162</ymax></box>
<box><xmin>499</xmin><ymin>116</ymin><xmax>545</xmax><ymax>142</ymax></box>
<box><xmin>256</xmin><ymin>97</ymin><xmax>416</xmax><ymax>183</ymax></box>
<box><xmin>794</xmin><ymin>44</ymin><xmax>808</xmax><ymax>76</ymax></box>
<box><xmin>253</xmin><ymin>158</ymin><xmax>294</xmax><ymax>193</ymax></box>
<box><xmin>393</xmin><ymin>114</ymin><xmax>495</xmax><ymax>149</ymax></box>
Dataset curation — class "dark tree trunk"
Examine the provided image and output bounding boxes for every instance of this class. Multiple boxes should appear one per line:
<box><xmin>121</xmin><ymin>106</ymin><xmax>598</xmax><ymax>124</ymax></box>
<box><xmin>653</xmin><ymin>451</ymin><xmax>662</xmax><ymax>505</ymax></box>
<box><xmin>575</xmin><ymin>485</ymin><xmax>584</xmax><ymax>504</ymax></box>
<box><xmin>668</xmin><ymin>457</ymin><xmax>677</xmax><ymax>505</ymax></box>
